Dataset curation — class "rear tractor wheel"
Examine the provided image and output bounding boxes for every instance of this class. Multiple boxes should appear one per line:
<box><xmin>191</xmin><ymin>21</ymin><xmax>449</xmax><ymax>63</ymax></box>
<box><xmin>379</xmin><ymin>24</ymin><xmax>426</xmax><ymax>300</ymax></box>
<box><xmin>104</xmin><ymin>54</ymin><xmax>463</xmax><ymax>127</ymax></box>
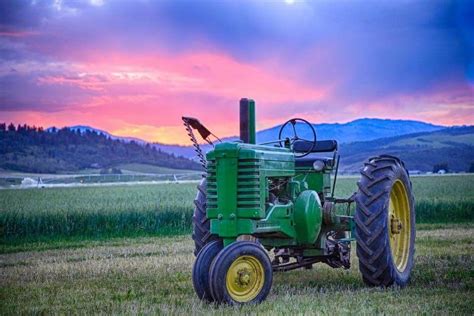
<box><xmin>192</xmin><ymin>179</ymin><xmax>218</xmax><ymax>255</ymax></box>
<box><xmin>355</xmin><ymin>155</ymin><xmax>415</xmax><ymax>287</ymax></box>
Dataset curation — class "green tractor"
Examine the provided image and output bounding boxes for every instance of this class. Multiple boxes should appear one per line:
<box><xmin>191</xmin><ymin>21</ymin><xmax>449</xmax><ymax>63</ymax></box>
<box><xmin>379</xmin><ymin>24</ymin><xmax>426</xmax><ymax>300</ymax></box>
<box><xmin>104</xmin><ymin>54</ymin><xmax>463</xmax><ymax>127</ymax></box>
<box><xmin>182</xmin><ymin>99</ymin><xmax>415</xmax><ymax>305</ymax></box>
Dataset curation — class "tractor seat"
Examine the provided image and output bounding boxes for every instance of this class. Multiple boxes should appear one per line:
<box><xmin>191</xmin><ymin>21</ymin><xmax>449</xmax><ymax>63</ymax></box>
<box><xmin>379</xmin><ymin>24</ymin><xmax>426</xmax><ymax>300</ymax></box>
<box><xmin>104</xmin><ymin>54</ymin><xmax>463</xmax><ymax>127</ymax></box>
<box><xmin>293</xmin><ymin>140</ymin><xmax>338</xmax><ymax>153</ymax></box>
<box><xmin>294</xmin><ymin>140</ymin><xmax>338</xmax><ymax>169</ymax></box>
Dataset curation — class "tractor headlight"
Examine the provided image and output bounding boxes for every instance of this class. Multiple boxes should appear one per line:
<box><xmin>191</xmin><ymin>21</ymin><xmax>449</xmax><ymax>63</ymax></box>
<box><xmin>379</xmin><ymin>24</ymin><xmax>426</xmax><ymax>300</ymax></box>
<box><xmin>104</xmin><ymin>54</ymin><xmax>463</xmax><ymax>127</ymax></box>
<box><xmin>313</xmin><ymin>160</ymin><xmax>325</xmax><ymax>172</ymax></box>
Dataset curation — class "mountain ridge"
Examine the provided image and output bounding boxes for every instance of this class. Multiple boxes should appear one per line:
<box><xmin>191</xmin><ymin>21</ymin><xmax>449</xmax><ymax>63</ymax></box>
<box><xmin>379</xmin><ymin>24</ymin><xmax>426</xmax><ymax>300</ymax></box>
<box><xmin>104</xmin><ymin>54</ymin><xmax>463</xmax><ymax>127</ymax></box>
<box><xmin>47</xmin><ymin>118</ymin><xmax>448</xmax><ymax>159</ymax></box>
<box><xmin>48</xmin><ymin>118</ymin><xmax>446</xmax><ymax>148</ymax></box>
<box><xmin>3</xmin><ymin>121</ymin><xmax>473</xmax><ymax>173</ymax></box>
<box><xmin>256</xmin><ymin>118</ymin><xmax>444</xmax><ymax>145</ymax></box>
<box><xmin>338</xmin><ymin>126</ymin><xmax>474</xmax><ymax>172</ymax></box>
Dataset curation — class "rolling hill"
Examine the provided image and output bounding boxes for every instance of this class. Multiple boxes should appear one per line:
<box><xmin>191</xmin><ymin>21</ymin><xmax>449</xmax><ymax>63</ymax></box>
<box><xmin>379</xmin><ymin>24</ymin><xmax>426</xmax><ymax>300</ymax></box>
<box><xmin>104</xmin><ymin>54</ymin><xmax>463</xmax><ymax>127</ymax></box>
<box><xmin>338</xmin><ymin>126</ymin><xmax>474</xmax><ymax>172</ymax></box>
<box><xmin>154</xmin><ymin>118</ymin><xmax>445</xmax><ymax>159</ymax></box>
<box><xmin>0</xmin><ymin>125</ymin><xmax>200</xmax><ymax>174</ymax></box>
<box><xmin>7</xmin><ymin>120</ymin><xmax>471</xmax><ymax>174</ymax></box>
<box><xmin>47</xmin><ymin>119</ymin><xmax>445</xmax><ymax>160</ymax></box>
<box><xmin>256</xmin><ymin>118</ymin><xmax>444</xmax><ymax>145</ymax></box>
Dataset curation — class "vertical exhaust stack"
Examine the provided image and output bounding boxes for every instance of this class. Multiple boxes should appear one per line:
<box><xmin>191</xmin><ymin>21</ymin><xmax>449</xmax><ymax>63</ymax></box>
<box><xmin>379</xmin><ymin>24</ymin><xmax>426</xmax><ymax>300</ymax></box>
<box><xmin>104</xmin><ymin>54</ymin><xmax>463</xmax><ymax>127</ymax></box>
<box><xmin>240</xmin><ymin>98</ymin><xmax>256</xmax><ymax>144</ymax></box>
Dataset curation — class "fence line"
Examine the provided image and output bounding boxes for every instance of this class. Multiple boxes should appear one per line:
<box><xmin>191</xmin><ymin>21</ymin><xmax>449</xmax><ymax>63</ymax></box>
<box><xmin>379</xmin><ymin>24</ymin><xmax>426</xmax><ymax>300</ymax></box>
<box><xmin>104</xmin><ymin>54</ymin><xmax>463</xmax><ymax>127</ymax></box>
<box><xmin>0</xmin><ymin>172</ymin><xmax>203</xmax><ymax>189</ymax></box>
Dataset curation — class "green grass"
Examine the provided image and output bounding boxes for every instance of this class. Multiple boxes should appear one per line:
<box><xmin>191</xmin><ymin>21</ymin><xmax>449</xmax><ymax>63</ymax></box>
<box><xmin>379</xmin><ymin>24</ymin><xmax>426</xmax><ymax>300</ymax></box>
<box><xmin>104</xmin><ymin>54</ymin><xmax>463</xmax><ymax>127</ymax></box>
<box><xmin>1</xmin><ymin>175</ymin><xmax>473</xmax><ymax>244</ymax></box>
<box><xmin>0</xmin><ymin>184</ymin><xmax>196</xmax><ymax>244</ymax></box>
<box><xmin>1</xmin><ymin>226</ymin><xmax>472</xmax><ymax>314</ymax></box>
<box><xmin>1</xmin><ymin>175</ymin><xmax>472</xmax><ymax>313</ymax></box>
<box><xmin>334</xmin><ymin>174</ymin><xmax>474</xmax><ymax>223</ymax></box>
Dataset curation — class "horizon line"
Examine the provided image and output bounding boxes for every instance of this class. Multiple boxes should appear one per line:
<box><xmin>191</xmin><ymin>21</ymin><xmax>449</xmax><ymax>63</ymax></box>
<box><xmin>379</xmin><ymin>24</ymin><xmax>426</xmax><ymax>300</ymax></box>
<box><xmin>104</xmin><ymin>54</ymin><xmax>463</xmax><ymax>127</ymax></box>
<box><xmin>2</xmin><ymin>118</ymin><xmax>471</xmax><ymax>146</ymax></box>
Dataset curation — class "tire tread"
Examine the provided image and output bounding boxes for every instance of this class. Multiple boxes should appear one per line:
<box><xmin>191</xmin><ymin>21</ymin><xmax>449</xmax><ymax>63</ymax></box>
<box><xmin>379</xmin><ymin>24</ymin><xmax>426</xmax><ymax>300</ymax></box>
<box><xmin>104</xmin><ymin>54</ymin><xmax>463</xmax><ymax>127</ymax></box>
<box><xmin>192</xmin><ymin>179</ymin><xmax>218</xmax><ymax>256</ymax></box>
<box><xmin>355</xmin><ymin>155</ymin><xmax>415</xmax><ymax>287</ymax></box>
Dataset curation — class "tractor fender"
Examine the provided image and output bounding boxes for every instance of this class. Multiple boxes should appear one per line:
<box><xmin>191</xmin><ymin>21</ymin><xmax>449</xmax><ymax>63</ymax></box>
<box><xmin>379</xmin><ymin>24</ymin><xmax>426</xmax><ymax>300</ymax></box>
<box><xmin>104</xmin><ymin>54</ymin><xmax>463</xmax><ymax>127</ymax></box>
<box><xmin>294</xmin><ymin>190</ymin><xmax>322</xmax><ymax>245</ymax></box>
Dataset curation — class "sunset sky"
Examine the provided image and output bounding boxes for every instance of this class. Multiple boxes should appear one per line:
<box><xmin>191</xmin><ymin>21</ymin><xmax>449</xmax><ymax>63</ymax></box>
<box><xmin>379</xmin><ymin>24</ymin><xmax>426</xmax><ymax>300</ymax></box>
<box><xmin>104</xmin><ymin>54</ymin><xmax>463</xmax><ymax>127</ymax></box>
<box><xmin>1</xmin><ymin>0</ymin><xmax>473</xmax><ymax>145</ymax></box>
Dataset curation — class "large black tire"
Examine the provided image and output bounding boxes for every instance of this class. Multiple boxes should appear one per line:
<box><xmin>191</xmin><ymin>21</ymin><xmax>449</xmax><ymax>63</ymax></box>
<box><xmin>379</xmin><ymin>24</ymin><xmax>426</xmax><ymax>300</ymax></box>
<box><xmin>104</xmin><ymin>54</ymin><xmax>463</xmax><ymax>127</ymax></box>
<box><xmin>192</xmin><ymin>240</ymin><xmax>223</xmax><ymax>302</ymax></box>
<box><xmin>209</xmin><ymin>241</ymin><xmax>273</xmax><ymax>305</ymax></box>
<box><xmin>192</xmin><ymin>179</ymin><xmax>218</xmax><ymax>256</ymax></box>
<box><xmin>355</xmin><ymin>155</ymin><xmax>416</xmax><ymax>287</ymax></box>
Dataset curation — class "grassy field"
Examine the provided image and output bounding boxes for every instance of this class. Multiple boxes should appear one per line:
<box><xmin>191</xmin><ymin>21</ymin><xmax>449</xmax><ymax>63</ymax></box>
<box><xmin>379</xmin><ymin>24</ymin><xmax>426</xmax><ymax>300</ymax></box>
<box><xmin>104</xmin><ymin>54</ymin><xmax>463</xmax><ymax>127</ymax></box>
<box><xmin>0</xmin><ymin>184</ymin><xmax>196</xmax><ymax>245</ymax></box>
<box><xmin>1</xmin><ymin>175</ymin><xmax>473</xmax><ymax>244</ymax></box>
<box><xmin>1</xmin><ymin>226</ymin><xmax>472</xmax><ymax>314</ymax></box>
<box><xmin>0</xmin><ymin>174</ymin><xmax>473</xmax><ymax>314</ymax></box>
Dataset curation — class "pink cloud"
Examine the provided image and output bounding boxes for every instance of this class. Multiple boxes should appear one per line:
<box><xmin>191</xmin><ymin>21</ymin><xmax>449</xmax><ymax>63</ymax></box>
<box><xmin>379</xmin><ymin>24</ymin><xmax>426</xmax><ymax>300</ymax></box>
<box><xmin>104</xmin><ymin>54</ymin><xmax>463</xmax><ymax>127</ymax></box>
<box><xmin>2</xmin><ymin>44</ymin><xmax>472</xmax><ymax>144</ymax></box>
<box><xmin>8</xmin><ymin>50</ymin><xmax>330</xmax><ymax>143</ymax></box>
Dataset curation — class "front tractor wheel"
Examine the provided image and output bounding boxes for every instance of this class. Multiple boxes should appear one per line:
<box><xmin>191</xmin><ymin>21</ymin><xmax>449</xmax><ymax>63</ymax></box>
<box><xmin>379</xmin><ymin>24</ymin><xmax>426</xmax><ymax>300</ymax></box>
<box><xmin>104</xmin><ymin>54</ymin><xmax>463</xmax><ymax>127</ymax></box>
<box><xmin>209</xmin><ymin>241</ymin><xmax>273</xmax><ymax>305</ymax></box>
<box><xmin>355</xmin><ymin>155</ymin><xmax>415</xmax><ymax>287</ymax></box>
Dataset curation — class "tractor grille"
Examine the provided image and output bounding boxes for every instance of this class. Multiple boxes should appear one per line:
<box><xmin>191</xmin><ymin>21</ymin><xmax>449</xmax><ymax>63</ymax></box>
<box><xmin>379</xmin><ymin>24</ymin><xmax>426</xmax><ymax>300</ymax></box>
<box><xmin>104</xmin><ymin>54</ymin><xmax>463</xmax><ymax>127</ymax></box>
<box><xmin>237</xmin><ymin>159</ymin><xmax>261</xmax><ymax>209</ymax></box>
<box><xmin>206</xmin><ymin>159</ymin><xmax>217</xmax><ymax>209</ymax></box>
<box><xmin>206</xmin><ymin>158</ymin><xmax>261</xmax><ymax>210</ymax></box>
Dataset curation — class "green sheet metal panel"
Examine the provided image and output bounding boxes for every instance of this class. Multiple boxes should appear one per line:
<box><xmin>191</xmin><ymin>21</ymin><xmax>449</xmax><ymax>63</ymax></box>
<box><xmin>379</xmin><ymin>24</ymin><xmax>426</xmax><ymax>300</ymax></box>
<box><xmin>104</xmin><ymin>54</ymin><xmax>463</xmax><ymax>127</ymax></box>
<box><xmin>207</xmin><ymin>142</ymin><xmax>295</xmax><ymax>240</ymax></box>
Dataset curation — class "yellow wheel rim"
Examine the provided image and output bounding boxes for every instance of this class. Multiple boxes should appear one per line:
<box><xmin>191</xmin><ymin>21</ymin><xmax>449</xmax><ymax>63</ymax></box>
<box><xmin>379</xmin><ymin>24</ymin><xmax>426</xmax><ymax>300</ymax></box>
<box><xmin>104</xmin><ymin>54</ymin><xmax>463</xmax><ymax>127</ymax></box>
<box><xmin>388</xmin><ymin>180</ymin><xmax>411</xmax><ymax>272</ymax></box>
<box><xmin>226</xmin><ymin>255</ymin><xmax>265</xmax><ymax>303</ymax></box>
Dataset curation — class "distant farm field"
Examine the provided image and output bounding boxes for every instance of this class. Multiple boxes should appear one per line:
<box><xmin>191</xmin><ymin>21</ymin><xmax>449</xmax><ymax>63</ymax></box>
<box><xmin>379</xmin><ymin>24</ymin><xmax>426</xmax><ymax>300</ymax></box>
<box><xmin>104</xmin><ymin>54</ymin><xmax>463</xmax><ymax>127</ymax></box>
<box><xmin>0</xmin><ymin>175</ymin><xmax>473</xmax><ymax>246</ymax></box>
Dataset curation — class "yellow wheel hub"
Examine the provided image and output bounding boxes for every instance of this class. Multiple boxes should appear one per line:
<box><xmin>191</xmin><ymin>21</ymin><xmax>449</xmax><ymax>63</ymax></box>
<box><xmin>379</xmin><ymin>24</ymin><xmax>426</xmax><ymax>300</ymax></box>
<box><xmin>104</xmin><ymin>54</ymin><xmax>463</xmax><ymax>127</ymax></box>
<box><xmin>226</xmin><ymin>255</ymin><xmax>265</xmax><ymax>303</ymax></box>
<box><xmin>388</xmin><ymin>180</ymin><xmax>411</xmax><ymax>272</ymax></box>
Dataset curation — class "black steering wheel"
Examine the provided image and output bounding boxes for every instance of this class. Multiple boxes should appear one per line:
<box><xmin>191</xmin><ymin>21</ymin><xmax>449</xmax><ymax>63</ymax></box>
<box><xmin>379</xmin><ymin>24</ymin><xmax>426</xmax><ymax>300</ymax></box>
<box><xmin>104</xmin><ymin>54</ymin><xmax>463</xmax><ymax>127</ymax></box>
<box><xmin>278</xmin><ymin>118</ymin><xmax>317</xmax><ymax>158</ymax></box>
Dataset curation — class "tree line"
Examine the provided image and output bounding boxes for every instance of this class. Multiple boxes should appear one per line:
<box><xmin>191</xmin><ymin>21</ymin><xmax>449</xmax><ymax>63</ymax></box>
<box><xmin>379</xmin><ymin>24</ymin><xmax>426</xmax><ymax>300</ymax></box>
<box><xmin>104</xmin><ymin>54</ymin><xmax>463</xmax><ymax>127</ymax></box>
<box><xmin>0</xmin><ymin>123</ymin><xmax>201</xmax><ymax>173</ymax></box>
